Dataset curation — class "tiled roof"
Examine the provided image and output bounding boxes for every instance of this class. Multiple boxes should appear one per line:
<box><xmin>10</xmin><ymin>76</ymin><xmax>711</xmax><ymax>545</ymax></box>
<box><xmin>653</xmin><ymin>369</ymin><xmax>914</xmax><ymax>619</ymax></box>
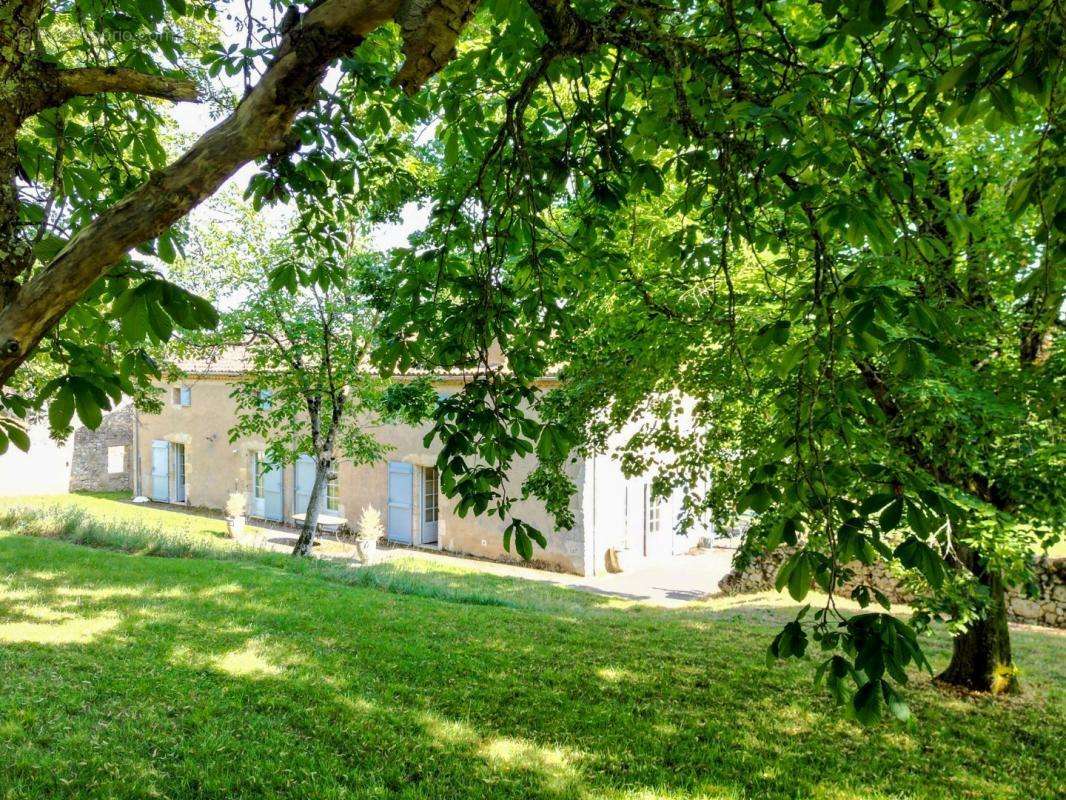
<box><xmin>173</xmin><ymin>346</ymin><xmax>250</xmax><ymax>376</ymax></box>
<box><xmin>173</xmin><ymin>346</ymin><xmax>558</xmax><ymax>383</ymax></box>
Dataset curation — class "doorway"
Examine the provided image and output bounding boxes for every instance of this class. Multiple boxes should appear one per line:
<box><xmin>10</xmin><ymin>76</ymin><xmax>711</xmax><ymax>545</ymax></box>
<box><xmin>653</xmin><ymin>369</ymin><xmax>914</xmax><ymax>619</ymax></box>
<box><xmin>250</xmin><ymin>452</ymin><xmax>283</xmax><ymax>521</ymax></box>
<box><xmin>150</xmin><ymin>440</ymin><xmax>169</xmax><ymax>502</ymax></box>
<box><xmin>387</xmin><ymin>461</ymin><xmax>414</xmax><ymax>544</ymax></box>
<box><xmin>173</xmin><ymin>443</ymin><xmax>187</xmax><ymax>503</ymax></box>
<box><xmin>420</xmin><ymin>466</ymin><xmax>439</xmax><ymax>545</ymax></box>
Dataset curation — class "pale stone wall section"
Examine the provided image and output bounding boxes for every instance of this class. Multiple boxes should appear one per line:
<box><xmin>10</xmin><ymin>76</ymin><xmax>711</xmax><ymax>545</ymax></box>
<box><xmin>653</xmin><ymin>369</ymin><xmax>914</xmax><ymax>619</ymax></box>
<box><xmin>0</xmin><ymin>421</ymin><xmax>72</xmax><ymax>495</ymax></box>
<box><xmin>136</xmin><ymin>375</ymin><xmax>592</xmax><ymax>574</ymax></box>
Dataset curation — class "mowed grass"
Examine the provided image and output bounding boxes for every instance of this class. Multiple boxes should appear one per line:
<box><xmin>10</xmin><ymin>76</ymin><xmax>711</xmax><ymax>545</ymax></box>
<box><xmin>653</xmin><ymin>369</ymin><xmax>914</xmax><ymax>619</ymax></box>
<box><xmin>0</xmin><ymin>502</ymin><xmax>1063</xmax><ymax>799</ymax></box>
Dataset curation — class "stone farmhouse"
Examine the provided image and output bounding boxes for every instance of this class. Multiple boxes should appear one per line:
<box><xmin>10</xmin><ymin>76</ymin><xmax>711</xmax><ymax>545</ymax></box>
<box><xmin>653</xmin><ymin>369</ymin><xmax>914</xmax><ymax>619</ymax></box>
<box><xmin>74</xmin><ymin>353</ymin><xmax>701</xmax><ymax>576</ymax></box>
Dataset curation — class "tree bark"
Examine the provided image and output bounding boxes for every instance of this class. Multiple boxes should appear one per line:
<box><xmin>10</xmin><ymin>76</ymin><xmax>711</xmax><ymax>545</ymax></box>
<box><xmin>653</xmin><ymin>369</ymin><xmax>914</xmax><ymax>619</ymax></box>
<box><xmin>937</xmin><ymin>545</ymin><xmax>1019</xmax><ymax>694</ymax></box>
<box><xmin>292</xmin><ymin>457</ymin><xmax>331</xmax><ymax>556</ymax></box>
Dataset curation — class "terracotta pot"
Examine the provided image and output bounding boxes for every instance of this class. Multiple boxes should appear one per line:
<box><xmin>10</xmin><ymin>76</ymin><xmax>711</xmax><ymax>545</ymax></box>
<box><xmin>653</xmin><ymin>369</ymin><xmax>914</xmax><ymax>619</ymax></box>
<box><xmin>607</xmin><ymin>547</ymin><xmax>633</xmax><ymax>573</ymax></box>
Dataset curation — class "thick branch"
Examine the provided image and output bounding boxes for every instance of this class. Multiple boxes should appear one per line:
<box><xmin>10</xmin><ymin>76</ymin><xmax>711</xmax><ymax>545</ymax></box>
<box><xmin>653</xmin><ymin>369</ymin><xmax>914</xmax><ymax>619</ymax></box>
<box><xmin>34</xmin><ymin>65</ymin><xmax>201</xmax><ymax>113</ymax></box>
<box><xmin>393</xmin><ymin>0</ymin><xmax>481</xmax><ymax>93</ymax></box>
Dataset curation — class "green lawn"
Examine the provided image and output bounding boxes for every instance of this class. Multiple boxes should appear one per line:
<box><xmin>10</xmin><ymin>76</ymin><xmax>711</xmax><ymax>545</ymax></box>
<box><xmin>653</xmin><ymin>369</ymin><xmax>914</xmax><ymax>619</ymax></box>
<box><xmin>0</xmin><ymin>498</ymin><xmax>1063</xmax><ymax>799</ymax></box>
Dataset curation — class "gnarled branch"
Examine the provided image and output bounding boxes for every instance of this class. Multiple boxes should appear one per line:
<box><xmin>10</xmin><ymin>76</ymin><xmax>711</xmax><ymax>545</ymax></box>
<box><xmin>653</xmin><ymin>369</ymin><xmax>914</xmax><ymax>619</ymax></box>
<box><xmin>0</xmin><ymin>0</ymin><xmax>413</xmax><ymax>385</ymax></box>
<box><xmin>43</xmin><ymin>65</ymin><xmax>200</xmax><ymax>107</ymax></box>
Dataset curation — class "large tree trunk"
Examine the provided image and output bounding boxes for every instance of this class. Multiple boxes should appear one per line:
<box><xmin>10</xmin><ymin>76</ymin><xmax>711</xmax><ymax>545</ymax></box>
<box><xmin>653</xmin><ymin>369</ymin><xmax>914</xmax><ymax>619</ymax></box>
<box><xmin>937</xmin><ymin>545</ymin><xmax>1019</xmax><ymax>694</ymax></box>
<box><xmin>292</xmin><ymin>458</ymin><xmax>331</xmax><ymax>556</ymax></box>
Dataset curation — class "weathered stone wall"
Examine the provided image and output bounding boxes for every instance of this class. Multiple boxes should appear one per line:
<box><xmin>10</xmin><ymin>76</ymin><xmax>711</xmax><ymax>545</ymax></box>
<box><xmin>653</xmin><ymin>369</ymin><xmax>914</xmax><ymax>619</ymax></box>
<box><xmin>718</xmin><ymin>546</ymin><xmax>1066</xmax><ymax>629</ymax></box>
<box><xmin>68</xmin><ymin>406</ymin><xmax>135</xmax><ymax>493</ymax></box>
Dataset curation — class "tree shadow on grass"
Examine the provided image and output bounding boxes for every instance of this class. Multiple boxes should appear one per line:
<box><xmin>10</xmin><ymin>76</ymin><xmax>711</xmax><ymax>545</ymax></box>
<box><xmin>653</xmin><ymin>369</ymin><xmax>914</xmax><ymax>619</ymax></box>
<box><xmin>0</xmin><ymin>535</ymin><xmax>1062</xmax><ymax>800</ymax></box>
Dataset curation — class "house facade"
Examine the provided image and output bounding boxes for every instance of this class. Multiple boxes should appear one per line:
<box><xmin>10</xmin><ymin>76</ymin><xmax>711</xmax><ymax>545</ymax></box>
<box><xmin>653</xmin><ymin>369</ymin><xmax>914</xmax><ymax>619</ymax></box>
<box><xmin>131</xmin><ymin>359</ymin><xmax>699</xmax><ymax>576</ymax></box>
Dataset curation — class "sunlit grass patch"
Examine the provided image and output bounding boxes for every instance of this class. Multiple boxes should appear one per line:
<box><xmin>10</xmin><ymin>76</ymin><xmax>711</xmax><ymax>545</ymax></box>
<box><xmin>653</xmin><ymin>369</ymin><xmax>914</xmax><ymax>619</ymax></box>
<box><xmin>211</xmin><ymin>638</ymin><xmax>284</xmax><ymax>678</ymax></box>
<box><xmin>0</xmin><ymin>610</ymin><xmax>120</xmax><ymax>644</ymax></box>
<box><xmin>0</xmin><ymin>500</ymin><xmax>1062</xmax><ymax>799</ymax></box>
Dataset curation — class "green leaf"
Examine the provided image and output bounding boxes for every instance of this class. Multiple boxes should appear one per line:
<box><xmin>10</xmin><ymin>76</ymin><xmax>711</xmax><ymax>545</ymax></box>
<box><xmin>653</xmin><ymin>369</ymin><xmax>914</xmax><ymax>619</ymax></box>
<box><xmin>894</xmin><ymin>538</ymin><xmax>945</xmax><ymax>590</ymax></box>
<box><xmin>49</xmin><ymin>386</ymin><xmax>76</xmax><ymax>431</ymax></box>
<box><xmin>514</xmin><ymin>526</ymin><xmax>532</xmax><ymax>560</ymax></box>
<box><xmin>71</xmin><ymin>381</ymin><xmax>103</xmax><ymax>429</ymax></box>
<box><xmin>881</xmin><ymin>681</ymin><xmax>911</xmax><ymax>722</ymax></box>
<box><xmin>879</xmin><ymin>498</ymin><xmax>903</xmax><ymax>532</ymax></box>
<box><xmin>777</xmin><ymin>341</ymin><xmax>806</xmax><ymax>378</ymax></box>
<box><xmin>5</xmin><ymin>421</ymin><xmax>30</xmax><ymax>452</ymax></box>
<box><xmin>852</xmin><ymin>679</ymin><xmax>882</xmax><ymax>724</ymax></box>
<box><xmin>443</xmin><ymin>128</ymin><xmax>459</xmax><ymax>168</ymax></box>
<box><xmin>147</xmin><ymin>305</ymin><xmax>175</xmax><ymax>341</ymax></box>
<box><xmin>860</xmin><ymin>493</ymin><xmax>894</xmax><ymax>516</ymax></box>
<box><xmin>121</xmin><ymin>296</ymin><xmax>150</xmax><ymax>342</ymax></box>
<box><xmin>787</xmin><ymin>552</ymin><xmax>812</xmax><ymax>601</ymax></box>
<box><xmin>157</xmin><ymin>234</ymin><xmax>177</xmax><ymax>264</ymax></box>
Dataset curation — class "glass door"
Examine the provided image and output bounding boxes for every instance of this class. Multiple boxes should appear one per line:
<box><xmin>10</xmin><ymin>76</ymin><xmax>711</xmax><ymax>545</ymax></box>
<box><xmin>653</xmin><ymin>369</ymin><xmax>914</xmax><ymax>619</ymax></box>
<box><xmin>150</xmin><ymin>441</ymin><xmax>169</xmax><ymax>502</ymax></box>
<box><xmin>420</xmin><ymin>466</ymin><xmax>439</xmax><ymax>545</ymax></box>
<box><xmin>173</xmin><ymin>444</ymin><xmax>186</xmax><ymax>503</ymax></box>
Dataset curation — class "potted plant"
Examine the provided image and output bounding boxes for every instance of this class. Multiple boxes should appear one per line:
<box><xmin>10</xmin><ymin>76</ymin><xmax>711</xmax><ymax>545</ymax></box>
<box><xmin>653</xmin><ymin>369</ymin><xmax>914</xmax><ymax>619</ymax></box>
<box><xmin>225</xmin><ymin>492</ymin><xmax>246</xmax><ymax>538</ymax></box>
<box><xmin>607</xmin><ymin>547</ymin><xmax>633</xmax><ymax>573</ymax></box>
<box><xmin>354</xmin><ymin>505</ymin><xmax>383</xmax><ymax>564</ymax></box>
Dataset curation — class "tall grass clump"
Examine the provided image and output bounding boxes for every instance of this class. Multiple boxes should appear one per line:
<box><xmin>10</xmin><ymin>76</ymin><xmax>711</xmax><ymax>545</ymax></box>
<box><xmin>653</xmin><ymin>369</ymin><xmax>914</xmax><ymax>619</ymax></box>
<box><xmin>0</xmin><ymin>503</ymin><xmax>246</xmax><ymax>560</ymax></box>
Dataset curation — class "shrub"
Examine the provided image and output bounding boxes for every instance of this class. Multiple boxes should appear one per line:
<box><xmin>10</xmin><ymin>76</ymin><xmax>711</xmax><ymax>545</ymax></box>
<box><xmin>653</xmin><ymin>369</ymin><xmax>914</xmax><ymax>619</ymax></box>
<box><xmin>357</xmin><ymin>505</ymin><xmax>384</xmax><ymax>541</ymax></box>
<box><xmin>225</xmin><ymin>492</ymin><xmax>246</xmax><ymax>518</ymax></box>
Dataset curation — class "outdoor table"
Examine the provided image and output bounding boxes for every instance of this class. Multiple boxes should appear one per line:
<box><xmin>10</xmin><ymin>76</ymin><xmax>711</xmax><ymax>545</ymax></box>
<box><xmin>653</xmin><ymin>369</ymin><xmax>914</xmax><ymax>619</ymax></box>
<box><xmin>292</xmin><ymin>513</ymin><xmax>347</xmax><ymax>533</ymax></box>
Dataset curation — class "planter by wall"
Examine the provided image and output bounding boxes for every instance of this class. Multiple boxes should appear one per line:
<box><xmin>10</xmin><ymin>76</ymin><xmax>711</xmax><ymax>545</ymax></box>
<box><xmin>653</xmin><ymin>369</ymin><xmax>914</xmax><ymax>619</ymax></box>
<box><xmin>355</xmin><ymin>538</ymin><xmax>378</xmax><ymax>565</ymax></box>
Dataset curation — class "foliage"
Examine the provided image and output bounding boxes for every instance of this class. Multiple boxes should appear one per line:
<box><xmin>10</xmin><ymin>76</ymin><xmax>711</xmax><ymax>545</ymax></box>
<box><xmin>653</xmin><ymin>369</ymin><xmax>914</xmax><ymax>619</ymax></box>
<box><xmin>195</xmin><ymin>240</ymin><xmax>392</xmax><ymax>473</ymax></box>
<box><xmin>224</xmin><ymin>491</ymin><xmax>246</xmax><ymax>519</ymax></box>
<box><xmin>366</xmin><ymin>0</ymin><xmax>1063</xmax><ymax>716</ymax></box>
<box><xmin>0</xmin><ymin>0</ymin><xmax>224</xmax><ymax>433</ymax></box>
<box><xmin>357</xmin><ymin>504</ymin><xmax>384</xmax><ymax>542</ymax></box>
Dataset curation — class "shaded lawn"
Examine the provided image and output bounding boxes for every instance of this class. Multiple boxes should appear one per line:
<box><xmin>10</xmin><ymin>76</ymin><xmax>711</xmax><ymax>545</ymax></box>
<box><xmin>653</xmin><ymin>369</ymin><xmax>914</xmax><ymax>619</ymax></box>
<box><xmin>0</xmin><ymin>535</ymin><xmax>1063</xmax><ymax>799</ymax></box>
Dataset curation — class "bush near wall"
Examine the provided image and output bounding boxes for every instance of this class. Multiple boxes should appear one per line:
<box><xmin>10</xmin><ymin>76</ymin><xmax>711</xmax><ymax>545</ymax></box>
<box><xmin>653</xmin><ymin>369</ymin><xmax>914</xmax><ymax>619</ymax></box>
<box><xmin>718</xmin><ymin>546</ymin><xmax>1066</xmax><ymax>629</ymax></box>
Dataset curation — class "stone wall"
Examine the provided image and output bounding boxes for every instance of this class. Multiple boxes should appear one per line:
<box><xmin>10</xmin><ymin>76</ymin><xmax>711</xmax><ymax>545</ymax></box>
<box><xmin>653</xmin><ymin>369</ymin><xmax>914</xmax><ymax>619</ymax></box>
<box><xmin>718</xmin><ymin>546</ymin><xmax>1066</xmax><ymax>629</ymax></box>
<box><xmin>69</xmin><ymin>406</ymin><xmax>135</xmax><ymax>493</ymax></box>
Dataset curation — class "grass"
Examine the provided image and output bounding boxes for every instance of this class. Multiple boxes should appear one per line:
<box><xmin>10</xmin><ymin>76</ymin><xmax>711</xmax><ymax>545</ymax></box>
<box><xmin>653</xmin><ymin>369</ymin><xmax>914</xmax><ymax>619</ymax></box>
<box><xmin>0</xmin><ymin>496</ymin><xmax>1063</xmax><ymax>799</ymax></box>
<box><xmin>0</xmin><ymin>495</ymin><xmax>606</xmax><ymax>614</ymax></box>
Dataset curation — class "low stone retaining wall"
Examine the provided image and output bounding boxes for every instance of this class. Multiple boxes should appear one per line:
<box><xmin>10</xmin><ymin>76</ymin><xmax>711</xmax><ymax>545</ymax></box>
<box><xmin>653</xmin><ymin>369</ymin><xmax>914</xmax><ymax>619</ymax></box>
<box><xmin>718</xmin><ymin>547</ymin><xmax>1066</xmax><ymax>629</ymax></box>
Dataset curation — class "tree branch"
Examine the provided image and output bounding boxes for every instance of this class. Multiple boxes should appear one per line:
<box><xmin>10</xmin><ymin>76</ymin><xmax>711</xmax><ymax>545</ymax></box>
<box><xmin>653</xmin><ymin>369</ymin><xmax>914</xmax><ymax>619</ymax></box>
<box><xmin>38</xmin><ymin>65</ymin><xmax>201</xmax><ymax>110</ymax></box>
<box><xmin>0</xmin><ymin>0</ymin><xmax>464</xmax><ymax>386</ymax></box>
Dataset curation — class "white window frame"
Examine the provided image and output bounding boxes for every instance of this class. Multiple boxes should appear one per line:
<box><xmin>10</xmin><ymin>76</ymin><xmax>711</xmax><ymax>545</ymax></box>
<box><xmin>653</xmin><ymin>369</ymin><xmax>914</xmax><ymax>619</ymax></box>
<box><xmin>252</xmin><ymin>453</ymin><xmax>266</xmax><ymax>500</ymax></box>
<box><xmin>325</xmin><ymin>472</ymin><xmax>340</xmax><ymax>512</ymax></box>
<box><xmin>645</xmin><ymin>484</ymin><xmax>662</xmax><ymax>536</ymax></box>
<box><xmin>106</xmin><ymin>446</ymin><xmax>125</xmax><ymax>474</ymax></box>
<box><xmin>422</xmin><ymin>466</ymin><xmax>439</xmax><ymax>524</ymax></box>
